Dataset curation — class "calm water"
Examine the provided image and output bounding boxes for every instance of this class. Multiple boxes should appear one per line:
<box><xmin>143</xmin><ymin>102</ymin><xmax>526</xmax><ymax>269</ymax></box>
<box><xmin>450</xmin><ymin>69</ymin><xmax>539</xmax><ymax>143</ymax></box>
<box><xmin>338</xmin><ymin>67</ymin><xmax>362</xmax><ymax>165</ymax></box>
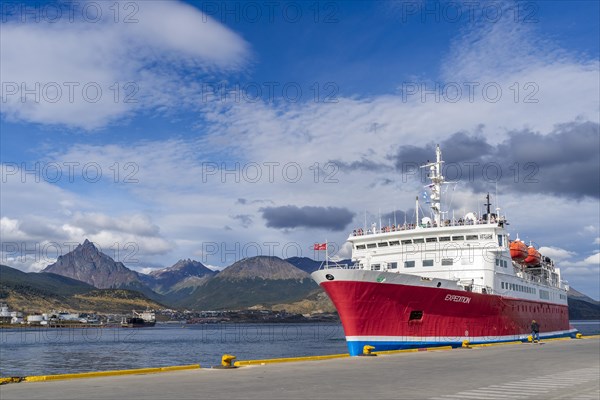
<box><xmin>0</xmin><ymin>323</ymin><xmax>347</xmax><ymax>377</ymax></box>
<box><xmin>1</xmin><ymin>321</ymin><xmax>597</xmax><ymax>377</ymax></box>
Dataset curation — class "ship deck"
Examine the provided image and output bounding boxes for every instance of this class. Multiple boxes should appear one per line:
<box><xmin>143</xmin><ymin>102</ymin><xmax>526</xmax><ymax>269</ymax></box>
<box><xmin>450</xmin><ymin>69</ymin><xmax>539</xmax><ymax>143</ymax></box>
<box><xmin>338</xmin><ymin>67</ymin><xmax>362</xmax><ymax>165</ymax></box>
<box><xmin>1</xmin><ymin>337</ymin><xmax>598</xmax><ymax>400</ymax></box>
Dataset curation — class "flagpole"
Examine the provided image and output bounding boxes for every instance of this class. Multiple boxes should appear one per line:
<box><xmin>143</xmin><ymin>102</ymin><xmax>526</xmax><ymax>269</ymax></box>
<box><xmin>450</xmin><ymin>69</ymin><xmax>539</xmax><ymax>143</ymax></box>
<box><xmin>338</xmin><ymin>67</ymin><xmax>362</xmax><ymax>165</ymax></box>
<box><xmin>325</xmin><ymin>239</ymin><xmax>328</xmax><ymax>268</ymax></box>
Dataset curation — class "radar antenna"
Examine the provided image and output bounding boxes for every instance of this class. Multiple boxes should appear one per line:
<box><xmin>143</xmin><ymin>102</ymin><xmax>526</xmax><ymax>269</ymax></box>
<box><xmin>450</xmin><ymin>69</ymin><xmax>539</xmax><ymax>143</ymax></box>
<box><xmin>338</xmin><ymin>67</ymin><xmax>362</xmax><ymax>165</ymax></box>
<box><xmin>485</xmin><ymin>193</ymin><xmax>492</xmax><ymax>223</ymax></box>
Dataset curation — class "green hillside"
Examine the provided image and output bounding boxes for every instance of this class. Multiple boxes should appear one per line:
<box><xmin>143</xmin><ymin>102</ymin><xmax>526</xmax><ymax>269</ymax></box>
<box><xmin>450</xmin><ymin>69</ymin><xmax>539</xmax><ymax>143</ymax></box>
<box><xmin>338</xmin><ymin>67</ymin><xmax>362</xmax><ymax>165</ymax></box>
<box><xmin>0</xmin><ymin>265</ymin><xmax>94</xmax><ymax>296</ymax></box>
<box><xmin>0</xmin><ymin>265</ymin><xmax>163</xmax><ymax>313</ymax></box>
<box><xmin>173</xmin><ymin>277</ymin><xmax>318</xmax><ymax>310</ymax></box>
<box><xmin>568</xmin><ymin>298</ymin><xmax>600</xmax><ymax>320</ymax></box>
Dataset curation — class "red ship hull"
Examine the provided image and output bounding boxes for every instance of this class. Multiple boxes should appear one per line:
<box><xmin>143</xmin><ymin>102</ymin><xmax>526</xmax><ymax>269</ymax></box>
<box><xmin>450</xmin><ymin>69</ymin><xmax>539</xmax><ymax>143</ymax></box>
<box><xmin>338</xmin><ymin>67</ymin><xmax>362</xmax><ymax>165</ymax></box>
<box><xmin>314</xmin><ymin>272</ymin><xmax>575</xmax><ymax>356</ymax></box>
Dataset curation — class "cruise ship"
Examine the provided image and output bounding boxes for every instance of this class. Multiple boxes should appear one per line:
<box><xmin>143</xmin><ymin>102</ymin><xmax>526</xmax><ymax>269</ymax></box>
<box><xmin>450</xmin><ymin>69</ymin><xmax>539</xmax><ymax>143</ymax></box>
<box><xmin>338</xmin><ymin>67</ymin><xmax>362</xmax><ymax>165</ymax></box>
<box><xmin>311</xmin><ymin>145</ymin><xmax>577</xmax><ymax>356</ymax></box>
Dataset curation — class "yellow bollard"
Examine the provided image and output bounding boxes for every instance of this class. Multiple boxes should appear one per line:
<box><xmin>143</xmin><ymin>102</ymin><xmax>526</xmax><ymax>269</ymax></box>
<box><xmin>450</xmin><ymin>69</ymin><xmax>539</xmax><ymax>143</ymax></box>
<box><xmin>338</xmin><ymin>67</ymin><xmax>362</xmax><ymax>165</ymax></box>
<box><xmin>362</xmin><ymin>345</ymin><xmax>376</xmax><ymax>356</ymax></box>
<box><xmin>461</xmin><ymin>340</ymin><xmax>471</xmax><ymax>348</ymax></box>
<box><xmin>576</xmin><ymin>333</ymin><xmax>583</xmax><ymax>339</ymax></box>
<box><xmin>527</xmin><ymin>335</ymin><xmax>533</xmax><ymax>343</ymax></box>
<box><xmin>221</xmin><ymin>354</ymin><xmax>237</xmax><ymax>368</ymax></box>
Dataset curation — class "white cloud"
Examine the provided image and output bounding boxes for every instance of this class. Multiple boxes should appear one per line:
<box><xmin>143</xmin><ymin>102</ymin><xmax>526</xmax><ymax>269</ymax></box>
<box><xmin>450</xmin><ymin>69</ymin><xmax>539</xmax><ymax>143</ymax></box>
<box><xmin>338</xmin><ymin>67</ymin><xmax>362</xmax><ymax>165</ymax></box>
<box><xmin>0</xmin><ymin>1</ymin><xmax>249</xmax><ymax>129</ymax></box>
<box><xmin>0</xmin><ymin>217</ymin><xmax>27</xmax><ymax>241</ymax></box>
<box><xmin>573</xmin><ymin>252</ymin><xmax>600</xmax><ymax>268</ymax></box>
<box><xmin>538</xmin><ymin>246</ymin><xmax>576</xmax><ymax>263</ymax></box>
<box><xmin>583</xmin><ymin>252</ymin><xmax>600</xmax><ymax>266</ymax></box>
<box><xmin>70</xmin><ymin>212</ymin><xmax>160</xmax><ymax>237</ymax></box>
<box><xmin>337</xmin><ymin>242</ymin><xmax>353</xmax><ymax>260</ymax></box>
<box><xmin>594</xmin><ymin>237</ymin><xmax>600</xmax><ymax>245</ymax></box>
<box><xmin>1</xmin><ymin>214</ymin><xmax>172</xmax><ymax>272</ymax></box>
<box><xmin>562</xmin><ymin>261</ymin><xmax>599</xmax><ymax>301</ymax></box>
<box><xmin>194</xmin><ymin>22</ymin><xmax>598</xmax><ymax>166</ymax></box>
<box><xmin>0</xmin><ymin>165</ymin><xmax>172</xmax><ymax>271</ymax></box>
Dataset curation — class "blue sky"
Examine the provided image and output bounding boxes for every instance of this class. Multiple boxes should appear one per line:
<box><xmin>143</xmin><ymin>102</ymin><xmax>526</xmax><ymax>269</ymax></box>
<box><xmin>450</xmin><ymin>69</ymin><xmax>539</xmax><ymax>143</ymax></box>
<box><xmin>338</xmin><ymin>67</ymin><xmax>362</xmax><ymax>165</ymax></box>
<box><xmin>1</xmin><ymin>0</ymin><xmax>599</xmax><ymax>299</ymax></box>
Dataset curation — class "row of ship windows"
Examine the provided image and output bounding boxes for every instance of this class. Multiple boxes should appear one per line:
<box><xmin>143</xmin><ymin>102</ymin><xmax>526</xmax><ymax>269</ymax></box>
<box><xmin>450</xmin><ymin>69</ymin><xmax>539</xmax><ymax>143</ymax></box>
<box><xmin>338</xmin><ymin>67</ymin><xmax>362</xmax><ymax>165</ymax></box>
<box><xmin>495</xmin><ymin>259</ymin><xmax>509</xmax><ymax>268</ymax></box>
<box><xmin>501</xmin><ymin>283</ymin><xmax>561</xmax><ymax>302</ymax></box>
<box><xmin>355</xmin><ymin>234</ymin><xmax>493</xmax><ymax>250</ymax></box>
<box><xmin>501</xmin><ymin>281</ymin><xmax>537</xmax><ymax>295</ymax></box>
<box><xmin>370</xmin><ymin>259</ymin><xmax>455</xmax><ymax>270</ymax></box>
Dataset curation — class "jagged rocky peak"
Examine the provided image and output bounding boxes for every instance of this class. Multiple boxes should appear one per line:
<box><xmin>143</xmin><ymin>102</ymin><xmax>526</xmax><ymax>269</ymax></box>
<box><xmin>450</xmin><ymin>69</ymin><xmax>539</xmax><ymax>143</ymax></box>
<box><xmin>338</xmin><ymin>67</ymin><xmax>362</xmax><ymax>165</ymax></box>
<box><xmin>149</xmin><ymin>259</ymin><xmax>214</xmax><ymax>277</ymax></box>
<box><xmin>172</xmin><ymin>258</ymin><xmax>202</xmax><ymax>270</ymax></box>
<box><xmin>43</xmin><ymin>239</ymin><xmax>141</xmax><ymax>289</ymax></box>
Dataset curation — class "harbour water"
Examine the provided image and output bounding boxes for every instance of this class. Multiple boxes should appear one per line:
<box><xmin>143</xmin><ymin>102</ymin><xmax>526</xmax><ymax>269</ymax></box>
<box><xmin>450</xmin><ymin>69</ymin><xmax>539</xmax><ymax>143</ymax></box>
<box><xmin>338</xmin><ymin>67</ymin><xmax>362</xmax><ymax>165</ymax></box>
<box><xmin>0</xmin><ymin>323</ymin><xmax>346</xmax><ymax>377</ymax></box>
<box><xmin>0</xmin><ymin>321</ymin><xmax>597</xmax><ymax>377</ymax></box>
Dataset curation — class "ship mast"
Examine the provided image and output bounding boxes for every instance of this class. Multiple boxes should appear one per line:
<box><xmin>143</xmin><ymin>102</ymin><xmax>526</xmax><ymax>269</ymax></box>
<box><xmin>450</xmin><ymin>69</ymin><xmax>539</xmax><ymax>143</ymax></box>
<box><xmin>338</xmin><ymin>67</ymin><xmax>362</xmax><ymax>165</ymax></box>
<box><xmin>485</xmin><ymin>193</ymin><xmax>491</xmax><ymax>223</ymax></box>
<box><xmin>421</xmin><ymin>144</ymin><xmax>445</xmax><ymax>227</ymax></box>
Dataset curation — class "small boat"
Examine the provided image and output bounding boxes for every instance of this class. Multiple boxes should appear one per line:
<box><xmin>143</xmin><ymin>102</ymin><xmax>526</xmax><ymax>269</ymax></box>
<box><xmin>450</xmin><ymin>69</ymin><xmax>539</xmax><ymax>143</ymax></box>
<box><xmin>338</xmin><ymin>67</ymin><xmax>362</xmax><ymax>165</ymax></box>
<box><xmin>121</xmin><ymin>317</ymin><xmax>155</xmax><ymax>328</ymax></box>
<box><xmin>523</xmin><ymin>246</ymin><xmax>541</xmax><ymax>266</ymax></box>
<box><xmin>121</xmin><ymin>310</ymin><xmax>156</xmax><ymax>328</ymax></box>
<box><xmin>509</xmin><ymin>240</ymin><xmax>527</xmax><ymax>262</ymax></box>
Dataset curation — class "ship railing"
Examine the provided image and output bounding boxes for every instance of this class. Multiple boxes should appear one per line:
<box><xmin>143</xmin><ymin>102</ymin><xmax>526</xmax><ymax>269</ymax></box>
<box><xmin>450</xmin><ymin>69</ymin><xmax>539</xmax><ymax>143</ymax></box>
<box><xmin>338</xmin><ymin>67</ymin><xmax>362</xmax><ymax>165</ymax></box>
<box><xmin>465</xmin><ymin>284</ymin><xmax>495</xmax><ymax>295</ymax></box>
<box><xmin>517</xmin><ymin>269</ymin><xmax>565</xmax><ymax>290</ymax></box>
<box><xmin>320</xmin><ymin>263</ymin><xmax>357</xmax><ymax>270</ymax></box>
<box><xmin>521</xmin><ymin>271</ymin><xmax>558</xmax><ymax>287</ymax></box>
<box><xmin>351</xmin><ymin>216</ymin><xmax>506</xmax><ymax>237</ymax></box>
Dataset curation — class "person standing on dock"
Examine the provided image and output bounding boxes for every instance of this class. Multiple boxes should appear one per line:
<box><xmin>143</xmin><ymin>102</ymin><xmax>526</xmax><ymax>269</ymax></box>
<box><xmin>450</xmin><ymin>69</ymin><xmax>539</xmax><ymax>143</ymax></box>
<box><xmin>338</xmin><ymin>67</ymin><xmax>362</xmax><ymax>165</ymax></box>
<box><xmin>531</xmin><ymin>320</ymin><xmax>540</xmax><ymax>343</ymax></box>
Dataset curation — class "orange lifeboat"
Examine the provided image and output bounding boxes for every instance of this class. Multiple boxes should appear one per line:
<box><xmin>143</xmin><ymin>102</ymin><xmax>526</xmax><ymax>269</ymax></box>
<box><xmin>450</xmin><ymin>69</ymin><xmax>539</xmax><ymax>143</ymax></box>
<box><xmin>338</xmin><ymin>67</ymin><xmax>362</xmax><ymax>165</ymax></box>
<box><xmin>523</xmin><ymin>246</ymin><xmax>541</xmax><ymax>266</ymax></box>
<box><xmin>509</xmin><ymin>240</ymin><xmax>527</xmax><ymax>262</ymax></box>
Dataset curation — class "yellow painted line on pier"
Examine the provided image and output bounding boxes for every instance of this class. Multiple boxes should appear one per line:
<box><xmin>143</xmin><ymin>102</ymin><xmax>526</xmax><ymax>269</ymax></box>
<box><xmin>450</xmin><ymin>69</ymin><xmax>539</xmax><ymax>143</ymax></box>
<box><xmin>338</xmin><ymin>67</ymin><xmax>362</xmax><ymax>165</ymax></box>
<box><xmin>470</xmin><ymin>341</ymin><xmax>524</xmax><ymax>348</ymax></box>
<box><xmin>374</xmin><ymin>346</ymin><xmax>453</xmax><ymax>355</ymax></box>
<box><xmin>542</xmin><ymin>337</ymin><xmax>573</xmax><ymax>342</ymax></box>
<box><xmin>20</xmin><ymin>364</ymin><xmax>201</xmax><ymax>384</ymax></box>
<box><xmin>580</xmin><ymin>334</ymin><xmax>600</xmax><ymax>339</ymax></box>
<box><xmin>0</xmin><ymin>377</ymin><xmax>23</xmax><ymax>385</ymax></box>
<box><xmin>234</xmin><ymin>345</ymin><xmax>458</xmax><ymax>366</ymax></box>
<box><xmin>234</xmin><ymin>353</ymin><xmax>350</xmax><ymax>366</ymax></box>
<box><xmin>234</xmin><ymin>346</ymin><xmax>457</xmax><ymax>366</ymax></box>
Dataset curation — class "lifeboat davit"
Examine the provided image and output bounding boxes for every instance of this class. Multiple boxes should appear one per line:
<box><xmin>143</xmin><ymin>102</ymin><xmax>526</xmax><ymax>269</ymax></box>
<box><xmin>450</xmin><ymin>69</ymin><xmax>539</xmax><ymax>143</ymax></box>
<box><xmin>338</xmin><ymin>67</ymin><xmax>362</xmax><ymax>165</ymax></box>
<box><xmin>523</xmin><ymin>246</ymin><xmax>541</xmax><ymax>266</ymax></box>
<box><xmin>509</xmin><ymin>240</ymin><xmax>527</xmax><ymax>262</ymax></box>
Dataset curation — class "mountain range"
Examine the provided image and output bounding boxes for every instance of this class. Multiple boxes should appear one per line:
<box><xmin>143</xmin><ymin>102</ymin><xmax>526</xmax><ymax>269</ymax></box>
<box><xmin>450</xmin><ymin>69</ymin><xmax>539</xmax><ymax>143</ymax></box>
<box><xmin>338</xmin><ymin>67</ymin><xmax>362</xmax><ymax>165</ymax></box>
<box><xmin>1</xmin><ymin>240</ymin><xmax>326</xmax><ymax>313</ymax></box>
<box><xmin>141</xmin><ymin>258</ymin><xmax>216</xmax><ymax>294</ymax></box>
<box><xmin>170</xmin><ymin>256</ymin><xmax>318</xmax><ymax>310</ymax></box>
<box><xmin>2</xmin><ymin>240</ymin><xmax>598</xmax><ymax>319</ymax></box>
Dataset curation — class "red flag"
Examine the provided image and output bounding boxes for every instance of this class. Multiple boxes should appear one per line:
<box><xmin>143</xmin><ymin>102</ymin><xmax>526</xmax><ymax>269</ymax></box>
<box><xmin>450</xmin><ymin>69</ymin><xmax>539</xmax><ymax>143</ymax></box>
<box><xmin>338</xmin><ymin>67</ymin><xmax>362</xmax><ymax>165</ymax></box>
<box><xmin>313</xmin><ymin>243</ymin><xmax>327</xmax><ymax>250</ymax></box>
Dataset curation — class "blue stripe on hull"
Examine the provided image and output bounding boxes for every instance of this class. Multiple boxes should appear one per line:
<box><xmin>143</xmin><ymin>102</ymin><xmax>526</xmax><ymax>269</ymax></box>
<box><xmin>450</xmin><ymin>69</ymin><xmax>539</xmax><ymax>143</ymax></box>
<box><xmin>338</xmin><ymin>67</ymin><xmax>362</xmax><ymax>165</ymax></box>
<box><xmin>346</xmin><ymin>331</ymin><xmax>579</xmax><ymax>356</ymax></box>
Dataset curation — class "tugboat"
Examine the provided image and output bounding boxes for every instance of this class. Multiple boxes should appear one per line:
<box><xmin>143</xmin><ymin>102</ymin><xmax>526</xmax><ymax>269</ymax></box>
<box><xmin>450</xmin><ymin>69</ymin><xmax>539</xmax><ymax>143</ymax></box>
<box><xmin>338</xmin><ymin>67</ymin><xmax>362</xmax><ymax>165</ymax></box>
<box><xmin>121</xmin><ymin>310</ymin><xmax>156</xmax><ymax>328</ymax></box>
<box><xmin>312</xmin><ymin>145</ymin><xmax>577</xmax><ymax>356</ymax></box>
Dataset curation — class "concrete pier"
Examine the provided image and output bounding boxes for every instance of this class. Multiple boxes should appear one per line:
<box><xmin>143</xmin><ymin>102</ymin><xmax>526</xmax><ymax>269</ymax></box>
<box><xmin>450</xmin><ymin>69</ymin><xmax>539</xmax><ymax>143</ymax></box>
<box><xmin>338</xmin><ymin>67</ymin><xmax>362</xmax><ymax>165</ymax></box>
<box><xmin>1</xmin><ymin>338</ymin><xmax>598</xmax><ymax>400</ymax></box>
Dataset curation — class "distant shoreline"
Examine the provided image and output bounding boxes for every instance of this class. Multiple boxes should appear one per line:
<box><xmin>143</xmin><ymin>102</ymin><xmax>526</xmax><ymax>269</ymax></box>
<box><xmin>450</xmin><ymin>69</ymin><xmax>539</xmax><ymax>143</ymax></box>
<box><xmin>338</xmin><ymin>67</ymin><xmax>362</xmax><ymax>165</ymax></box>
<box><xmin>0</xmin><ymin>324</ymin><xmax>118</xmax><ymax>329</ymax></box>
<box><xmin>2</xmin><ymin>318</ymin><xmax>598</xmax><ymax>331</ymax></box>
<box><xmin>0</xmin><ymin>318</ymin><xmax>339</xmax><ymax>329</ymax></box>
